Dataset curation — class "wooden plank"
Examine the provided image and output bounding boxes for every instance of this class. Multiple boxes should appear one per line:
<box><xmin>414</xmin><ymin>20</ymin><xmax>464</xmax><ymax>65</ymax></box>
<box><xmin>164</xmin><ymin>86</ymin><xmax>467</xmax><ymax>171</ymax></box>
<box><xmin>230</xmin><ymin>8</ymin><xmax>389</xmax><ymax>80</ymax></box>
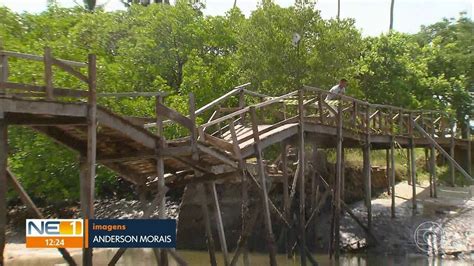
<box><xmin>204</xmin><ymin>133</ymin><xmax>234</xmax><ymax>153</ymax></box>
<box><xmin>0</xmin><ymin>50</ymin><xmax>87</xmax><ymax>68</ymax></box>
<box><xmin>6</xmin><ymin>170</ymin><xmax>77</xmax><ymax>265</ymax></box>
<box><xmin>156</xmin><ymin>102</ymin><xmax>193</xmax><ymax>130</ymax></box>
<box><xmin>237</xmin><ymin>116</ymin><xmax>298</xmax><ymax>145</ymax></box>
<box><xmin>0</xmin><ymin>118</ymin><xmax>6</xmax><ymax>265</ymax></box>
<box><xmin>249</xmin><ymin>106</ymin><xmax>277</xmax><ymax>266</ymax></box>
<box><xmin>97</xmin><ymin>108</ymin><xmax>158</xmax><ymax>149</ymax></box>
<box><xmin>209</xmin><ymin>182</ymin><xmax>230</xmax><ymax>266</ymax></box>
<box><xmin>51</xmin><ymin>57</ymin><xmax>88</xmax><ymax>83</ymax></box>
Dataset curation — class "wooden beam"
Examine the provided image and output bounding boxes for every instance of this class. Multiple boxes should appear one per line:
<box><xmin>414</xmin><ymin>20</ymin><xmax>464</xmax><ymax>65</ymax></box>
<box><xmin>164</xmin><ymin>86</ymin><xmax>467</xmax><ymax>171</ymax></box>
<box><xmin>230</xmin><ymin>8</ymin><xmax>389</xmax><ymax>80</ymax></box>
<box><xmin>334</xmin><ymin>98</ymin><xmax>343</xmax><ymax>258</ymax></box>
<box><xmin>196</xmin><ymin>143</ymin><xmax>238</xmax><ymax>168</ymax></box>
<box><xmin>189</xmin><ymin>93</ymin><xmax>198</xmax><ymax>160</ymax></box>
<box><xmin>0</xmin><ymin>118</ymin><xmax>6</xmax><ymax>265</ymax></box>
<box><xmin>450</xmin><ymin>123</ymin><xmax>455</xmax><ymax>186</ymax></box>
<box><xmin>51</xmin><ymin>57</ymin><xmax>88</xmax><ymax>83</ymax></box>
<box><xmin>249</xmin><ymin>106</ymin><xmax>277</xmax><ymax>266</ymax></box>
<box><xmin>98</xmin><ymin>92</ymin><xmax>167</xmax><ymax>98</ymax></box>
<box><xmin>5</xmin><ymin>114</ymin><xmax>87</xmax><ymax>126</ymax></box>
<box><xmin>228</xmin><ymin>121</ymin><xmax>249</xmax><ymax>265</ymax></box>
<box><xmin>0</xmin><ymin>98</ymin><xmax>88</xmax><ymax>117</ymax></box>
<box><xmin>155</xmin><ymin>102</ymin><xmax>193</xmax><ymax>130</ymax></box>
<box><xmin>203</xmin><ymin>133</ymin><xmax>234</xmax><ymax>153</ymax></box>
<box><xmin>208</xmin><ymin>182</ymin><xmax>230</xmax><ymax>266</ymax></box>
<box><xmin>413</xmin><ymin>121</ymin><xmax>473</xmax><ymax>182</ymax></box>
<box><xmin>155</xmin><ymin>95</ymin><xmax>168</xmax><ymax>266</ymax></box>
<box><xmin>195</xmin><ymin>83</ymin><xmax>250</xmax><ymax>116</ymax></box>
<box><xmin>281</xmin><ymin>142</ymin><xmax>290</xmax><ymax>257</ymax></box>
<box><xmin>197</xmin><ymin>183</ymin><xmax>218</xmax><ymax>266</ymax></box>
<box><xmin>364</xmin><ymin>105</ymin><xmax>372</xmax><ymax>231</ymax></box>
<box><xmin>82</xmin><ymin>54</ymin><xmax>97</xmax><ymax>266</ymax></box>
<box><xmin>0</xmin><ymin>81</ymin><xmax>89</xmax><ymax>98</ymax></box>
<box><xmin>6</xmin><ymin>170</ymin><xmax>77</xmax><ymax>265</ymax></box>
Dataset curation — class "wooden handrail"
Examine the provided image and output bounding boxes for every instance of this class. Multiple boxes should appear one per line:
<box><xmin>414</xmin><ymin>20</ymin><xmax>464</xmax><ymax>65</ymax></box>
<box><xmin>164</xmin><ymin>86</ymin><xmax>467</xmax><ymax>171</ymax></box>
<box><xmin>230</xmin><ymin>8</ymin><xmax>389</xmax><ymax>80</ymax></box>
<box><xmin>0</xmin><ymin>50</ymin><xmax>87</xmax><ymax>68</ymax></box>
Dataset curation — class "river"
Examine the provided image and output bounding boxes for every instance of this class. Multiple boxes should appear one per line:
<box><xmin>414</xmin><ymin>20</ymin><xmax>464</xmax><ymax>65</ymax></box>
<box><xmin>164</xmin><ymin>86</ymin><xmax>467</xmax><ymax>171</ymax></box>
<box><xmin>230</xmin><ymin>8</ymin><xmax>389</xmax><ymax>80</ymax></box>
<box><xmin>5</xmin><ymin>246</ymin><xmax>472</xmax><ymax>265</ymax></box>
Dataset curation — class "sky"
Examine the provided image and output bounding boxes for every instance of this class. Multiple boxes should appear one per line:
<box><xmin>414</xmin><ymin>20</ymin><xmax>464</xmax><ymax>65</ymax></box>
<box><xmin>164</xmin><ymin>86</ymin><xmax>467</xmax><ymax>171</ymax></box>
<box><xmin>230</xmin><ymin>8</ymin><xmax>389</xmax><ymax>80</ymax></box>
<box><xmin>0</xmin><ymin>0</ymin><xmax>472</xmax><ymax>36</ymax></box>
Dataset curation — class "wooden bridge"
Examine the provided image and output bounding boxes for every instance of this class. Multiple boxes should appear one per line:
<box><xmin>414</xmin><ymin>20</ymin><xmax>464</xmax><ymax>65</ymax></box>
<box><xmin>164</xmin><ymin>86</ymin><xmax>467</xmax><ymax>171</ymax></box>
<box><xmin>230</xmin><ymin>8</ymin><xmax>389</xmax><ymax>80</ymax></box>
<box><xmin>0</xmin><ymin>49</ymin><xmax>472</xmax><ymax>266</ymax></box>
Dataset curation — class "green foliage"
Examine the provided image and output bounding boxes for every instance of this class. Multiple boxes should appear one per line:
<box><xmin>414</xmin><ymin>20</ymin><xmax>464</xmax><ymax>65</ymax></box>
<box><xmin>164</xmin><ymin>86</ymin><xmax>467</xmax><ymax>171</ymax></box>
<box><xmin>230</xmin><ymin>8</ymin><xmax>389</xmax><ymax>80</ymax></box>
<box><xmin>0</xmin><ymin>3</ymin><xmax>471</xmax><ymax>204</ymax></box>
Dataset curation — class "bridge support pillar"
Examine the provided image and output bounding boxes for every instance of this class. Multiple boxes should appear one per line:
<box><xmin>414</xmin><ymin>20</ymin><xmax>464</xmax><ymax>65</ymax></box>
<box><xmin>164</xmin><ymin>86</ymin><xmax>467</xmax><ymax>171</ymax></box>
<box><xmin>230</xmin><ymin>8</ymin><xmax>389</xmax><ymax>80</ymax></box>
<box><xmin>390</xmin><ymin>138</ymin><xmax>396</xmax><ymax>218</ymax></box>
<box><xmin>0</xmin><ymin>117</ymin><xmax>7</xmax><ymax>266</ymax></box>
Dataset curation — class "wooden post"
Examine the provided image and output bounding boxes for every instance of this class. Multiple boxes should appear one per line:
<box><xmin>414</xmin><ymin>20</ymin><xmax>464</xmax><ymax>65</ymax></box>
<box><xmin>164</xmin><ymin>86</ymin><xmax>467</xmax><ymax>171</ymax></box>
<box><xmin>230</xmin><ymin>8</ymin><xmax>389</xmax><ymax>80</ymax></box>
<box><xmin>334</xmin><ymin>97</ymin><xmax>343</xmax><ymax>258</ymax></box>
<box><xmin>0</xmin><ymin>117</ymin><xmax>7</xmax><ymax>265</ymax></box>
<box><xmin>281</xmin><ymin>142</ymin><xmax>290</xmax><ymax>257</ymax></box>
<box><xmin>6</xmin><ymin>170</ymin><xmax>77</xmax><ymax>265</ymax></box>
<box><xmin>449</xmin><ymin>121</ymin><xmax>455</xmax><ymax>186</ymax></box>
<box><xmin>297</xmin><ymin>90</ymin><xmax>307</xmax><ymax>265</ymax></box>
<box><xmin>467</xmin><ymin>118</ymin><xmax>472</xmax><ymax>177</ymax></box>
<box><xmin>408</xmin><ymin>113</ymin><xmax>417</xmax><ymax>210</ymax></box>
<box><xmin>386</xmin><ymin>149</ymin><xmax>391</xmax><ymax>195</ymax></box>
<box><xmin>44</xmin><ymin>47</ymin><xmax>54</xmax><ymax>100</ymax></box>
<box><xmin>0</xmin><ymin>53</ymin><xmax>8</xmax><ymax>95</ymax></box>
<box><xmin>249</xmin><ymin>106</ymin><xmax>277</xmax><ymax>266</ymax></box>
<box><xmin>155</xmin><ymin>95</ymin><xmax>168</xmax><ymax>266</ymax></box>
<box><xmin>189</xmin><ymin>93</ymin><xmax>198</xmax><ymax>161</ymax></box>
<box><xmin>228</xmin><ymin>121</ymin><xmax>249</xmax><ymax>266</ymax></box>
<box><xmin>364</xmin><ymin>105</ymin><xmax>372</xmax><ymax>230</ymax></box>
<box><xmin>340</xmin><ymin>147</ymin><xmax>345</xmax><ymax>206</ymax></box>
<box><xmin>430</xmin><ymin>145</ymin><xmax>437</xmax><ymax>198</ymax></box>
<box><xmin>81</xmin><ymin>54</ymin><xmax>97</xmax><ymax>266</ymax></box>
<box><xmin>209</xmin><ymin>182</ymin><xmax>230</xmax><ymax>266</ymax></box>
<box><xmin>390</xmin><ymin>137</ymin><xmax>396</xmax><ymax>218</ymax></box>
<box><xmin>310</xmin><ymin>143</ymin><xmax>319</xmax><ymax>253</ymax></box>
<box><xmin>406</xmin><ymin>148</ymin><xmax>411</xmax><ymax>185</ymax></box>
<box><xmin>239</xmin><ymin>89</ymin><xmax>246</xmax><ymax>123</ymax></box>
<box><xmin>197</xmin><ymin>183</ymin><xmax>218</xmax><ymax>266</ymax></box>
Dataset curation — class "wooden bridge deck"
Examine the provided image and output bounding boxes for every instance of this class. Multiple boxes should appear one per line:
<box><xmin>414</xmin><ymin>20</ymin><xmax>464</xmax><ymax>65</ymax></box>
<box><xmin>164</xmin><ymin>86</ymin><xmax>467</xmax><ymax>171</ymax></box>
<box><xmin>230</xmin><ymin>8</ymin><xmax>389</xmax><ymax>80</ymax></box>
<box><xmin>0</xmin><ymin>49</ymin><xmax>472</xmax><ymax>266</ymax></box>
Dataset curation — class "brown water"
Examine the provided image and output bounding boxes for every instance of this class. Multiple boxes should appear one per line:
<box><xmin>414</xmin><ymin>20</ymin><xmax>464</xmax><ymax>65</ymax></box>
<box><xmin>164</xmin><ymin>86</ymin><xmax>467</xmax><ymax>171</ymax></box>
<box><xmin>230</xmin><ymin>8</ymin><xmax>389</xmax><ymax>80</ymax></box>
<box><xmin>5</xmin><ymin>246</ymin><xmax>472</xmax><ymax>266</ymax></box>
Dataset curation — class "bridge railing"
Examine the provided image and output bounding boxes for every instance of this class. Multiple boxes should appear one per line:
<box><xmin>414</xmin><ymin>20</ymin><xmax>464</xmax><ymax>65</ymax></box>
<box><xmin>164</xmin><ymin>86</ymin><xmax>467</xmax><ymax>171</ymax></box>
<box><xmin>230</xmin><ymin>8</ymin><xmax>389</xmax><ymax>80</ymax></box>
<box><xmin>0</xmin><ymin>48</ymin><xmax>95</xmax><ymax>100</ymax></box>
<box><xmin>198</xmin><ymin>85</ymin><xmax>465</xmax><ymax>157</ymax></box>
<box><xmin>302</xmin><ymin>86</ymin><xmax>460</xmax><ymax>140</ymax></box>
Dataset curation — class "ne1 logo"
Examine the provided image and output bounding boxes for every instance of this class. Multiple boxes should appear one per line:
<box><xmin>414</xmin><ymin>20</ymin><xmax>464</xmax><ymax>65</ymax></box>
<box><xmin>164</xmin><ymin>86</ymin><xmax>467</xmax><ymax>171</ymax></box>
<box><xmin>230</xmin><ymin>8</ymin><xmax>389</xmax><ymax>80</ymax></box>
<box><xmin>26</xmin><ymin>219</ymin><xmax>84</xmax><ymax>248</ymax></box>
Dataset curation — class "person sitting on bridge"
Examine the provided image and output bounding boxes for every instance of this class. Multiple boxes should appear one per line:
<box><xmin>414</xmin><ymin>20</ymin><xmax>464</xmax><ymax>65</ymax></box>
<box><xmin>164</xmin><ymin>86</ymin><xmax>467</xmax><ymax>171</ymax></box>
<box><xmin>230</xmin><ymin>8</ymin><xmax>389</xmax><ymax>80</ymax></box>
<box><xmin>325</xmin><ymin>78</ymin><xmax>347</xmax><ymax>101</ymax></box>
